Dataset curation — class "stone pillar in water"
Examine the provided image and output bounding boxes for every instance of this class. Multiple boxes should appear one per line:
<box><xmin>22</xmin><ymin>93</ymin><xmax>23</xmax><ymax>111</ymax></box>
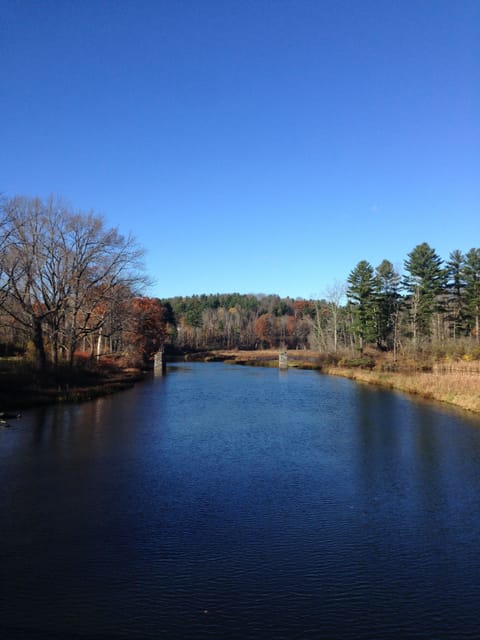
<box><xmin>154</xmin><ymin>350</ymin><xmax>166</xmax><ymax>375</ymax></box>
<box><xmin>279</xmin><ymin>351</ymin><xmax>288</xmax><ymax>370</ymax></box>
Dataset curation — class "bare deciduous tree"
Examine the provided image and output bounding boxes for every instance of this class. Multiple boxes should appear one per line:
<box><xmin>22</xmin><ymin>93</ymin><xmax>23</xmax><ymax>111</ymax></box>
<box><xmin>0</xmin><ymin>195</ymin><xmax>146</xmax><ymax>370</ymax></box>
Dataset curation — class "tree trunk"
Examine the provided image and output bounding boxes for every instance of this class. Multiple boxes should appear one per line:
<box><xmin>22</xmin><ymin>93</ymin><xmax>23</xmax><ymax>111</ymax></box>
<box><xmin>96</xmin><ymin>325</ymin><xmax>103</xmax><ymax>360</ymax></box>
<box><xmin>333</xmin><ymin>309</ymin><xmax>338</xmax><ymax>353</ymax></box>
<box><xmin>33</xmin><ymin>317</ymin><xmax>47</xmax><ymax>371</ymax></box>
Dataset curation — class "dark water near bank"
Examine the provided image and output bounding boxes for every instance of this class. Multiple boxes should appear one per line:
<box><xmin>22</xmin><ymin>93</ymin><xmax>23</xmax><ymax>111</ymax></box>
<box><xmin>1</xmin><ymin>363</ymin><xmax>480</xmax><ymax>639</ymax></box>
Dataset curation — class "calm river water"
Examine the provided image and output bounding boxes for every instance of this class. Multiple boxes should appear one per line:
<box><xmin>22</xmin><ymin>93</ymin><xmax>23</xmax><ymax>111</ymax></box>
<box><xmin>1</xmin><ymin>362</ymin><xmax>480</xmax><ymax>639</ymax></box>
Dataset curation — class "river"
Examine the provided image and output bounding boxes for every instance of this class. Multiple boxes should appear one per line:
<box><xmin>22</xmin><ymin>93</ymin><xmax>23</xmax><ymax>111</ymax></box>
<box><xmin>1</xmin><ymin>362</ymin><xmax>480</xmax><ymax>639</ymax></box>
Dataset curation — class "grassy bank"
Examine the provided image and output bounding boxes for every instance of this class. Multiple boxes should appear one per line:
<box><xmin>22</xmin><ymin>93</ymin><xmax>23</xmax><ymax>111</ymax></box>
<box><xmin>187</xmin><ymin>349</ymin><xmax>325</xmax><ymax>369</ymax></box>
<box><xmin>322</xmin><ymin>365</ymin><xmax>480</xmax><ymax>414</ymax></box>
<box><xmin>190</xmin><ymin>349</ymin><xmax>480</xmax><ymax>415</ymax></box>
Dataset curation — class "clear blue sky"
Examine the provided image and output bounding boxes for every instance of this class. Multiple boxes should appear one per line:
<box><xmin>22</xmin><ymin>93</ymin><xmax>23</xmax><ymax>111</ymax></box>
<box><xmin>1</xmin><ymin>0</ymin><xmax>478</xmax><ymax>300</ymax></box>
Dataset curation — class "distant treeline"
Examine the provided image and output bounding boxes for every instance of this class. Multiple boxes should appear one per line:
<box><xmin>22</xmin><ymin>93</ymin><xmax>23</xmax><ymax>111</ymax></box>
<box><xmin>161</xmin><ymin>243</ymin><xmax>480</xmax><ymax>358</ymax></box>
<box><xmin>163</xmin><ymin>293</ymin><xmax>314</xmax><ymax>351</ymax></box>
<box><xmin>1</xmin><ymin>194</ymin><xmax>478</xmax><ymax>366</ymax></box>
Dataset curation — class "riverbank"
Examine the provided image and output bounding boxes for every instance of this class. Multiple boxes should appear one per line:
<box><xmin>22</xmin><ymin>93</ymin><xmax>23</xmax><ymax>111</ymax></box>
<box><xmin>4</xmin><ymin>351</ymin><xmax>479</xmax><ymax>417</ymax></box>
<box><xmin>0</xmin><ymin>360</ymin><xmax>145</xmax><ymax>413</ymax></box>
<box><xmin>322</xmin><ymin>365</ymin><xmax>480</xmax><ymax>414</ymax></box>
<box><xmin>187</xmin><ymin>349</ymin><xmax>480</xmax><ymax>415</ymax></box>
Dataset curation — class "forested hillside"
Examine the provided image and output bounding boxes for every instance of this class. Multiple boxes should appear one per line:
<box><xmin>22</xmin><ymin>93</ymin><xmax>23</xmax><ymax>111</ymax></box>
<box><xmin>163</xmin><ymin>242</ymin><xmax>480</xmax><ymax>359</ymax></box>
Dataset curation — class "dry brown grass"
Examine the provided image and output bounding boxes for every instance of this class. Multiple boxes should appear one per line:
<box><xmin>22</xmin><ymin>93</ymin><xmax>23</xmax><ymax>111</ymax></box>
<box><xmin>323</xmin><ymin>366</ymin><xmax>480</xmax><ymax>414</ymax></box>
<box><xmin>432</xmin><ymin>360</ymin><xmax>480</xmax><ymax>375</ymax></box>
<box><xmin>214</xmin><ymin>349</ymin><xmax>325</xmax><ymax>362</ymax></box>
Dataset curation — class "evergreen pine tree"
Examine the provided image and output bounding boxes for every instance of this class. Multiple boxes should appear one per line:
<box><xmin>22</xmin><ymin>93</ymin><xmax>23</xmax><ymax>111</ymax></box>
<box><xmin>375</xmin><ymin>259</ymin><xmax>401</xmax><ymax>350</ymax></box>
<box><xmin>347</xmin><ymin>260</ymin><xmax>377</xmax><ymax>352</ymax></box>
<box><xmin>446</xmin><ymin>249</ymin><xmax>466</xmax><ymax>339</ymax></box>
<box><xmin>463</xmin><ymin>248</ymin><xmax>480</xmax><ymax>344</ymax></box>
<box><xmin>402</xmin><ymin>243</ymin><xmax>446</xmax><ymax>343</ymax></box>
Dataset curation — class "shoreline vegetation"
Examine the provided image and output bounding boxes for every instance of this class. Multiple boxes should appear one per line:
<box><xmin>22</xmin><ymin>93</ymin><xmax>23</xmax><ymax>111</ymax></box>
<box><xmin>184</xmin><ymin>349</ymin><xmax>480</xmax><ymax>415</ymax></box>
<box><xmin>0</xmin><ymin>359</ymin><xmax>145</xmax><ymax>416</ymax></box>
<box><xmin>1</xmin><ymin>348</ymin><xmax>479</xmax><ymax>419</ymax></box>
